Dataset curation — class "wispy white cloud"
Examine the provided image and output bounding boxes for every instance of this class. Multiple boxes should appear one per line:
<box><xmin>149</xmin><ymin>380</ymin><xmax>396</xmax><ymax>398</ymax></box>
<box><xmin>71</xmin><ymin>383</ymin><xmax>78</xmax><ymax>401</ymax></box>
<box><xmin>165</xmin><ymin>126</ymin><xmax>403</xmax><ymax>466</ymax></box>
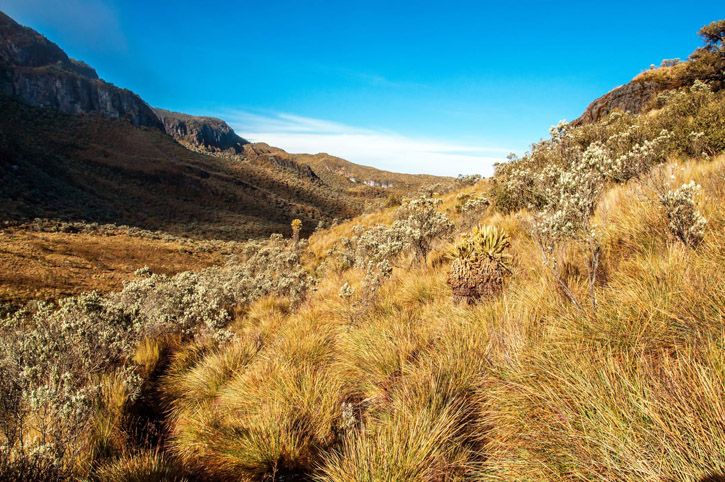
<box><xmin>219</xmin><ymin>111</ymin><xmax>510</xmax><ymax>177</ymax></box>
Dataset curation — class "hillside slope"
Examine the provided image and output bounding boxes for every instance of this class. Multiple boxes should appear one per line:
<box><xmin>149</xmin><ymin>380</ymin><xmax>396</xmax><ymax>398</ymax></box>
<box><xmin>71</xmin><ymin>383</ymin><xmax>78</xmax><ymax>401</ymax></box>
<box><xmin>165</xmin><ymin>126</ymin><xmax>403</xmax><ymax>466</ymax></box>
<box><xmin>2</xmin><ymin>18</ymin><xmax>725</xmax><ymax>482</ymax></box>
<box><xmin>0</xmin><ymin>96</ymin><xmax>358</xmax><ymax>239</ymax></box>
<box><xmin>0</xmin><ymin>11</ymin><xmax>453</xmax><ymax>240</ymax></box>
<box><xmin>240</xmin><ymin>142</ymin><xmax>455</xmax><ymax>197</ymax></box>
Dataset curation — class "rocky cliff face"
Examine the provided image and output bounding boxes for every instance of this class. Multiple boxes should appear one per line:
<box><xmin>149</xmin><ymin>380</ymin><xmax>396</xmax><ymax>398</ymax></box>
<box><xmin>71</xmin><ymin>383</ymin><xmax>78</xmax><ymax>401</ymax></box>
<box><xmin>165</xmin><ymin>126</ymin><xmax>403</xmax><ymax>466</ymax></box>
<box><xmin>152</xmin><ymin>108</ymin><xmax>249</xmax><ymax>153</ymax></box>
<box><xmin>572</xmin><ymin>81</ymin><xmax>663</xmax><ymax>126</ymax></box>
<box><xmin>0</xmin><ymin>11</ymin><xmax>162</xmax><ymax>129</ymax></box>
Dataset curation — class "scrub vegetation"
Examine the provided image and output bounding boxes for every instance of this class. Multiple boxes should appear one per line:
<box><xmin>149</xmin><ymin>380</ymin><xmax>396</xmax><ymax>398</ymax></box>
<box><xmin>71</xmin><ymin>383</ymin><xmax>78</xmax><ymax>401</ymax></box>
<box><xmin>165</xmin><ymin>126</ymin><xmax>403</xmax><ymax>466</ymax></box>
<box><xmin>2</xmin><ymin>18</ymin><xmax>725</xmax><ymax>482</ymax></box>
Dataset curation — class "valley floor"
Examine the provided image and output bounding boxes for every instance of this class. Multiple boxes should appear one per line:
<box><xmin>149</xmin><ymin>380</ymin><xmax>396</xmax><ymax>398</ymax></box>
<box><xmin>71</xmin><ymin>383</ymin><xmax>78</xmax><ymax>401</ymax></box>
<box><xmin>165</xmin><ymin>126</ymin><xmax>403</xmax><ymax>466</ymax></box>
<box><xmin>0</xmin><ymin>226</ymin><xmax>223</xmax><ymax>306</ymax></box>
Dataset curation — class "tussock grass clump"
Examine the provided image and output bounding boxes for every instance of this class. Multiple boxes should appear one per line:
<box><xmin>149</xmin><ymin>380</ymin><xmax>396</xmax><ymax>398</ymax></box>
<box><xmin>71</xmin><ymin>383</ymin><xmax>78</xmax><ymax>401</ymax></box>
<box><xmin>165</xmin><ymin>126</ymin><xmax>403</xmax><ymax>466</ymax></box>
<box><xmin>318</xmin><ymin>293</ymin><xmax>491</xmax><ymax>481</ymax></box>
<box><xmin>317</xmin><ymin>401</ymin><xmax>468</xmax><ymax>482</ymax></box>
<box><xmin>163</xmin><ymin>338</ymin><xmax>261</xmax><ymax>414</ymax></box>
<box><xmin>93</xmin><ymin>449</ymin><xmax>187</xmax><ymax>482</ymax></box>
<box><xmin>481</xmin><ymin>345</ymin><xmax>725</xmax><ymax>481</ymax></box>
<box><xmin>164</xmin><ymin>311</ymin><xmax>345</xmax><ymax>480</ymax></box>
<box><xmin>168</xmin><ymin>361</ymin><xmax>343</xmax><ymax>480</ymax></box>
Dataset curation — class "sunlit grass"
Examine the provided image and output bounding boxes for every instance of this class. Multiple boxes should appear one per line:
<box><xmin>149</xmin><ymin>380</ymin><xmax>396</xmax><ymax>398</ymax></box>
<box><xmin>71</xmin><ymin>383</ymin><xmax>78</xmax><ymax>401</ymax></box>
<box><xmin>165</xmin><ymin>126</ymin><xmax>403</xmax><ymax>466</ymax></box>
<box><xmin>7</xmin><ymin>145</ymin><xmax>725</xmax><ymax>481</ymax></box>
<box><xmin>153</xmin><ymin>155</ymin><xmax>725</xmax><ymax>481</ymax></box>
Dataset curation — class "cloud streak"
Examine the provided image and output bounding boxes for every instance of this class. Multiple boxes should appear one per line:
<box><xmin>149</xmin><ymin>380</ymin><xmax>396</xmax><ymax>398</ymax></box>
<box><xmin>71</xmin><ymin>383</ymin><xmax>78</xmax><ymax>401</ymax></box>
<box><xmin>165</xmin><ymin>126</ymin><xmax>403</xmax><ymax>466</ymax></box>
<box><xmin>220</xmin><ymin>111</ymin><xmax>510</xmax><ymax>177</ymax></box>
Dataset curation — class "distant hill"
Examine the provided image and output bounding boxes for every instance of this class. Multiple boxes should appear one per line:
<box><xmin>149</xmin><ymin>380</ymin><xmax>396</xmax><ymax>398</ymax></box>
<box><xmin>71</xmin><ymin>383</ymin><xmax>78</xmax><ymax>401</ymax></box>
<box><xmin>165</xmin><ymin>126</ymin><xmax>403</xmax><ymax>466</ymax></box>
<box><xmin>239</xmin><ymin>143</ymin><xmax>453</xmax><ymax>197</ymax></box>
<box><xmin>0</xmin><ymin>96</ymin><xmax>361</xmax><ymax>239</ymax></box>
<box><xmin>0</xmin><ymin>11</ymin><xmax>452</xmax><ymax>239</ymax></box>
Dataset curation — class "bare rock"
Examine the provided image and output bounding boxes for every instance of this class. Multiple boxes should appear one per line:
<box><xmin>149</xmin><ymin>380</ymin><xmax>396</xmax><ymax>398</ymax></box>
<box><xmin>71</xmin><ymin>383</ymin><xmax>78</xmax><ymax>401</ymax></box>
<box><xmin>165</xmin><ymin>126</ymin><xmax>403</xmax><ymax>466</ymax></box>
<box><xmin>0</xmin><ymin>11</ymin><xmax>162</xmax><ymax>129</ymax></box>
<box><xmin>572</xmin><ymin>81</ymin><xmax>663</xmax><ymax>126</ymax></box>
<box><xmin>152</xmin><ymin>108</ymin><xmax>249</xmax><ymax>153</ymax></box>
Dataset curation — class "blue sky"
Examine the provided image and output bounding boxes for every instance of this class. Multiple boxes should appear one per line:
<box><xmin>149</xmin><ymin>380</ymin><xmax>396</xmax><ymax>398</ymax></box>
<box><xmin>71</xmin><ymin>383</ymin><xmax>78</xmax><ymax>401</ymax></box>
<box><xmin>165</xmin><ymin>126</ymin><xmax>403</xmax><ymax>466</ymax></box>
<box><xmin>1</xmin><ymin>1</ymin><xmax>721</xmax><ymax>176</ymax></box>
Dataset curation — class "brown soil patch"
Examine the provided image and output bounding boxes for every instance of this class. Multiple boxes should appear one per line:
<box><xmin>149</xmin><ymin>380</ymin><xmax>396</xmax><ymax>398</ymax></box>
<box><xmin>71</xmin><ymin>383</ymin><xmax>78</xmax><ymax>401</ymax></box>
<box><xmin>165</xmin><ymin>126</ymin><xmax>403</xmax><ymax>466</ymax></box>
<box><xmin>0</xmin><ymin>228</ymin><xmax>222</xmax><ymax>305</ymax></box>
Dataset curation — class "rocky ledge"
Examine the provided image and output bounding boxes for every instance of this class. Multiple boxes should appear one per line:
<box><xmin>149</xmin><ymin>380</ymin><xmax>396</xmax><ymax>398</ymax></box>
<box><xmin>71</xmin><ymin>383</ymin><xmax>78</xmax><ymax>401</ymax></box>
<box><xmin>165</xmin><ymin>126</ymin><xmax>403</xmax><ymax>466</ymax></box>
<box><xmin>0</xmin><ymin>11</ymin><xmax>162</xmax><ymax>129</ymax></box>
<box><xmin>152</xmin><ymin>108</ymin><xmax>249</xmax><ymax>154</ymax></box>
<box><xmin>572</xmin><ymin>81</ymin><xmax>663</xmax><ymax>126</ymax></box>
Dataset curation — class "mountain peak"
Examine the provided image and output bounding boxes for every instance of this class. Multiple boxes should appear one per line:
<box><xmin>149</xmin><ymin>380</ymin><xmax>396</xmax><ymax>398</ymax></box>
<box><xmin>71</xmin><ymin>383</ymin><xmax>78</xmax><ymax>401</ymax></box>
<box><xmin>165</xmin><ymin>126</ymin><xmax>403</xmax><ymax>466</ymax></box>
<box><xmin>0</xmin><ymin>9</ymin><xmax>160</xmax><ymax>128</ymax></box>
<box><xmin>0</xmin><ymin>11</ymin><xmax>97</xmax><ymax>78</ymax></box>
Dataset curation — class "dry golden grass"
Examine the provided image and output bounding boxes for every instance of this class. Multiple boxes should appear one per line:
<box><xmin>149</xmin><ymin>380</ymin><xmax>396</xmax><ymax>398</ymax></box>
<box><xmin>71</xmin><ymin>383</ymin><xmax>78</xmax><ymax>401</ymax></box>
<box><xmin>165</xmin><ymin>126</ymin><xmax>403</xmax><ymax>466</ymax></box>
<box><xmin>633</xmin><ymin>61</ymin><xmax>690</xmax><ymax>87</ymax></box>
<box><xmin>0</xmin><ymin>228</ymin><xmax>222</xmax><ymax>304</ymax></box>
<box><xmin>155</xmin><ymin>154</ymin><xmax>725</xmax><ymax>481</ymax></box>
<box><xmin>93</xmin><ymin>449</ymin><xmax>187</xmax><ymax>482</ymax></box>
<box><xmin>479</xmin><ymin>155</ymin><xmax>725</xmax><ymax>481</ymax></box>
<box><xmin>10</xmin><ymin>152</ymin><xmax>723</xmax><ymax>481</ymax></box>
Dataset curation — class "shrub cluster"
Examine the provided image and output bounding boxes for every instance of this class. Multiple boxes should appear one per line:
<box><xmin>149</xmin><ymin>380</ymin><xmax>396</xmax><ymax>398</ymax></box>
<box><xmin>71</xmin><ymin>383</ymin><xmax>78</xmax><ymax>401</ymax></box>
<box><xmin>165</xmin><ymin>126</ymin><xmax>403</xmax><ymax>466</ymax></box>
<box><xmin>455</xmin><ymin>193</ymin><xmax>490</xmax><ymax>228</ymax></box>
<box><xmin>0</xmin><ymin>234</ymin><xmax>311</xmax><ymax>478</ymax></box>
<box><xmin>327</xmin><ymin>195</ymin><xmax>454</xmax><ymax>274</ymax></box>
<box><xmin>658</xmin><ymin>180</ymin><xmax>708</xmax><ymax>247</ymax></box>
<box><xmin>455</xmin><ymin>174</ymin><xmax>483</xmax><ymax>186</ymax></box>
<box><xmin>0</xmin><ymin>293</ymin><xmax>136</xmax><ymax>479</ymax></box>
<box><xmin>395</xmin><ymin>196</ymin><xmax>455</xmax><ymax>266</ymax></box>
<box><xmin>323</xmin><ymin>196</ymin><xmax>454</xmax><ymax>324</ymax></box>
<box><xmin>492</xmin><ymin>81</ymin><xmax>724</xmax><ymax>215</ymax></box>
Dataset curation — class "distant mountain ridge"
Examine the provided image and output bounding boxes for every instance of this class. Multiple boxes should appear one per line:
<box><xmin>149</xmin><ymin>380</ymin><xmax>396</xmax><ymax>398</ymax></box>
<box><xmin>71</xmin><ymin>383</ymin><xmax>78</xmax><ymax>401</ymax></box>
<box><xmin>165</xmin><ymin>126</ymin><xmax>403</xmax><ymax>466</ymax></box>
<box><xmin>0</xmin><ymin>10</ymin><xmax>453</xmax><ymax>239</ymax></box>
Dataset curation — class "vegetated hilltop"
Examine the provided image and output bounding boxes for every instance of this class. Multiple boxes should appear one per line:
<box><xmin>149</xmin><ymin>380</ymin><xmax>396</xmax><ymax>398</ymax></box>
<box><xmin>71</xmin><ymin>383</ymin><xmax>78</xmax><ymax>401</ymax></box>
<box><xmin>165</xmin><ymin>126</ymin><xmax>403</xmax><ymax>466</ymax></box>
<box><xmin>3</xmin><ymin>15</ymin><xmax>725</xmax><ymax>482</ymax></box>
<box><xmin>240</xmin><ymin>142</ymin><xmax>456</xmax><ymax>197</ymax></box>
<box><xmin>0</xmin><ymin>11</ymin><xmax>451</xmax><ymax>242</ymax></box>
<box><xmin>574</xmin><ymin>20</ymin><xmax>725</xmax><ymax>125</ymax></box>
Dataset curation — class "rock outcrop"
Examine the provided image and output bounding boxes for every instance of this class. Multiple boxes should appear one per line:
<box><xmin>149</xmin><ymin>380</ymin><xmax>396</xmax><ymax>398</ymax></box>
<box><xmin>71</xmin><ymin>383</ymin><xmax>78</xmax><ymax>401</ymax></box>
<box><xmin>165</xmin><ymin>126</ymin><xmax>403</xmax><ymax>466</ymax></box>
<box><xmin>241</xmin><ymin>143</ymin><xmax>321</xmax><ymax>181</ymax></box>
<box><xmin>572</xmin><ymin>81</ymin><xmax>663</xmax><ymax>126</ymax></box>
<box><xmin>0</xmin><ymin>11</ymin><xmax>162</xmax><ymax>129</ymax></box>
<box><xmin>152</xmin><ymin>108</ymin><xmax>249</xmax><ymax>154</ymax></box>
